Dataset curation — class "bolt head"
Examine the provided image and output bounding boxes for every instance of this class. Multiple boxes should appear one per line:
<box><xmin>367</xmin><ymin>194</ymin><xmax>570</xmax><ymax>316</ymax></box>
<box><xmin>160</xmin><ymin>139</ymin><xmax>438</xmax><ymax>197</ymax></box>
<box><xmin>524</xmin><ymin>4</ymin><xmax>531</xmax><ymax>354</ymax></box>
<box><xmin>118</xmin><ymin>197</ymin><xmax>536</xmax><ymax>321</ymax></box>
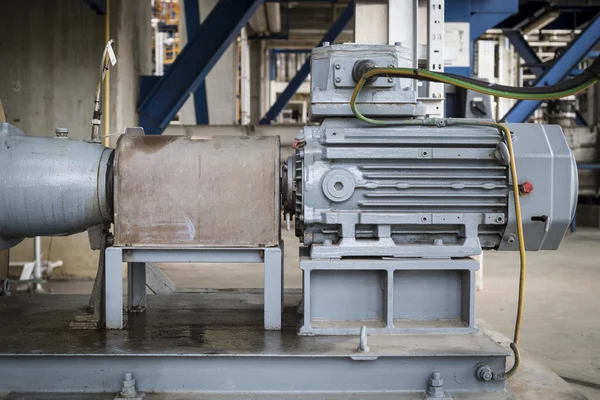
<box><xmin>429</xmin><ymin>371</ymin><xmax>443</xmax><ymax>387</ymax></box>
<box><xmin>335</xmin><ymin>63</ymin><xmax>341</xmax><ymax>70</ymax></box>
<box><xmin>335</xmin><ymin>77</ymin><xmax>341</xmax><ymax>83</ymax></box>
<box><xmin>124</xmin><ymin>373</ymin><xmax>133</xmax><ymax>381</ymax></box>
<box><xmin>430</xmin><ymin>378</ymin><xmax>443</xmax><ymax>386</ymax></box>
<box><xmin>476</xmin><ymin>364</ymin><xmax>494</xmax><ymax>381</ymax></box>
<box><xmin>322</xmin><ymin>41</ymin><xmax>330</xmax><ymax>47</ymax></box>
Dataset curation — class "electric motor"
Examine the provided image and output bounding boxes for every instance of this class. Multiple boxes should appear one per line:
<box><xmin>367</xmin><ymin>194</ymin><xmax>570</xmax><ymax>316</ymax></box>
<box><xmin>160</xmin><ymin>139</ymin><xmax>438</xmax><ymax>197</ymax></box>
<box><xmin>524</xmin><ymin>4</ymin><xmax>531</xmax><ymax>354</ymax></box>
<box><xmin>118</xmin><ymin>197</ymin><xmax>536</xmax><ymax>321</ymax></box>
<box><xmin>282</xmin><ymin>118</ymin><xmax>577</xmax><ymax>258</ymax></box>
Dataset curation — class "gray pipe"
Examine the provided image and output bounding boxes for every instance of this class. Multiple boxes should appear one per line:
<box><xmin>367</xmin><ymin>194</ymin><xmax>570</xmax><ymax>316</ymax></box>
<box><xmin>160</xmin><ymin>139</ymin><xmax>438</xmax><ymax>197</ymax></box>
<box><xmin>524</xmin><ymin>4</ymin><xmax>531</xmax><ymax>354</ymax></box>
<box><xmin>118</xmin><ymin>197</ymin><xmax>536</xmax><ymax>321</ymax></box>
<box><xmin>0</xmin><ymin>123</ymin><xmax>112</xmax><ymax>249</ymax></box>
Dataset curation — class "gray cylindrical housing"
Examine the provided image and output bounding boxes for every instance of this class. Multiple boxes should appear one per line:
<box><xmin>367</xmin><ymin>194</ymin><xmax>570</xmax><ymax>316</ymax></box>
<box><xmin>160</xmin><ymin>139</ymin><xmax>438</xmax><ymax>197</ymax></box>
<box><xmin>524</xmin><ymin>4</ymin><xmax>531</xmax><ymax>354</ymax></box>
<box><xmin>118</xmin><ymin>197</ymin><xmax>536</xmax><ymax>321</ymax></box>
<box><xmin>0</xmin><ymin>123</ymin><xmax>112</xmax><ymax>248</ymax></box>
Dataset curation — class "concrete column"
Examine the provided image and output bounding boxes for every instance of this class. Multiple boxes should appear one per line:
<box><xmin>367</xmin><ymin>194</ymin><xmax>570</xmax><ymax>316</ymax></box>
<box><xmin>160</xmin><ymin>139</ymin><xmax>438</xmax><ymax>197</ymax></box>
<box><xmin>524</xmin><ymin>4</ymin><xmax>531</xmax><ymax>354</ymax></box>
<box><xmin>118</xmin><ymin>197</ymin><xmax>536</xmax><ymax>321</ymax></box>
<box><xmin>249</xmin><ymin>40</ymin><xmax>263</xmax><ymax>124</ymax></box>
<box><xmin>0</xmin><ymin>0</ymin><xmax>104</xmax><ymax>138</ymax></box>
<box><xmin>0</xmin><ymin>0</ymin><xmax>150</xmax><ymax>279</ymax></box>
<box><xmin>109</xmin><ymin>0</ymin><xmax>153</xmax><ymax>146</ymax></box>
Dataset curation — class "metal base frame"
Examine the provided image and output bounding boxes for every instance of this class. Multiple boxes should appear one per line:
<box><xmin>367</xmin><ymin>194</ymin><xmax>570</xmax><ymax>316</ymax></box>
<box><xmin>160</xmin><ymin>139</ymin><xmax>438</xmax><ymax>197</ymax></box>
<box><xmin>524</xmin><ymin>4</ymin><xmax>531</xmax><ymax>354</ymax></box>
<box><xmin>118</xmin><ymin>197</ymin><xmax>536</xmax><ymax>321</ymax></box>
<box><xmin>0</xmin><ymin>291</ymin><xmax>508</xmax><ymax>395</ymax></box>
<box><xmin>105</xmin><ymin>243</ymin><xmax>284</xmax><ymax>330</ymax></box>
<box><xmin>0</xmin><ymin>354</ymin><xmax>505</xmax><ymax>394</ymax></box>
<box><xmin>2</xmin><ymin>292</ymin><xmax>586</xmax><ymax>398</ymax></box>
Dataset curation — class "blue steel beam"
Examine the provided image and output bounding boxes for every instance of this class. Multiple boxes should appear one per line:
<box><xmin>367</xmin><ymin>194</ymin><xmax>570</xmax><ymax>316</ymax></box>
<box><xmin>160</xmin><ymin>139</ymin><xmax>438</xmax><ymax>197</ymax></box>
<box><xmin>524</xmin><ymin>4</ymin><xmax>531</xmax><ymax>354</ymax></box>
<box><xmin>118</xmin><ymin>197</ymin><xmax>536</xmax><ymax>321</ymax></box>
<box><xmin>503</xmin><ymin>13</ymin><xmax>600</xmax><ymax>123</ymax></box>
<box><xmin>259</xmin><ymin>2</ymin><xmax>354</xmax><ymax>125</ymax></box>
<box><xmin>502</xmin><ymin>30</ymin><xmax>545</xmax><ymax>76</ymax></box>
<box><xmin>575</xmin><ymin>111</ymin><xmax>588</xmax><ymax>126</ymax></box>
<box><xmin>138</xmin><ymin>0</ymin><xmax>263</xmax><ymax>134</ymax></box>
<box><xmin>445</xmin><ymin>0</ymin><xmax>519</xmax><ymax>77</ymax></box>
<box><xmin>503</xmin><ymin>30</ymin><xmax>589</xmax><ymax>126</ymax></box>
<box><xmin>183</xmin><ymin>0</ymin><xmax>209</xmax><ymax>125</ymax></box>
<box><xmin>83</xmin><ymin>0</ymin><xmax>106</xmax><ymax>14</ymax></box>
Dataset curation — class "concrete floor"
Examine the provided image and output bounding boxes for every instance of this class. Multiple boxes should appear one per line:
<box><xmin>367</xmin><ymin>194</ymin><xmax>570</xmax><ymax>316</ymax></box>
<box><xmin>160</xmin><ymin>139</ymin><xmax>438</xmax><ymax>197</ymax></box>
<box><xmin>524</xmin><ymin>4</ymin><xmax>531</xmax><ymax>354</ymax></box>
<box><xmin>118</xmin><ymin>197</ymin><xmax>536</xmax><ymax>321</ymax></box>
<box><xmin>41</xmin><ymin>226</ymin><xmax>600</xmax><ymax>399</ymax></box>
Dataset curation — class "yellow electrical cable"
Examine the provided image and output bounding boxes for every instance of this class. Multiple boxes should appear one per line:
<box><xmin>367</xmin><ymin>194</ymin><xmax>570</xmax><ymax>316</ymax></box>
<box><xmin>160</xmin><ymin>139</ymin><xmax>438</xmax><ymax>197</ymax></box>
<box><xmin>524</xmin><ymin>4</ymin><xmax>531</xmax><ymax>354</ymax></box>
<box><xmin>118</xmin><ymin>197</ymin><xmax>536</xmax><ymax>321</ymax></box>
<box><xmin>353</xmin><ymin>68</ymin><xmax>597</xmax><ymax>102</ymax></box>
<box><xmin>103</xmin><ymin>0</ymin><xmax>111</xmax><ymax>147</ymax></box>
<box><xmin>430</xmin><ymin>121</ymin><xmax>526</xmax><ymax>378</ymax></box>
<box><xmin>496</xmin><ymin>121</ymin><xmax>526</xmax><ymax>378</ymax></box>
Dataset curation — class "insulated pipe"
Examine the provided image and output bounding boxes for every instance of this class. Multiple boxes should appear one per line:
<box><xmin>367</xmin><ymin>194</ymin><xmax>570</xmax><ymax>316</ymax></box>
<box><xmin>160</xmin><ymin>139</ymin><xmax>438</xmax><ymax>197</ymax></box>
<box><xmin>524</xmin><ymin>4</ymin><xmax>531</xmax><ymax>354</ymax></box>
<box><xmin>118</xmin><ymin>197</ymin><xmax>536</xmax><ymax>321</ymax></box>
<box><xmin>248</xmin><ymin>4</ymin><xmax>268</xmax><ymax>33</ymax></box>
<box><xmin>265</xmin><ymin>3</ymin><xmax>281</xmax><ymax>34</ymax></box>
<box><xmin>0</xmin><ymin>124</ymin><xmax>113</xmax><ymax>249</ymax></box>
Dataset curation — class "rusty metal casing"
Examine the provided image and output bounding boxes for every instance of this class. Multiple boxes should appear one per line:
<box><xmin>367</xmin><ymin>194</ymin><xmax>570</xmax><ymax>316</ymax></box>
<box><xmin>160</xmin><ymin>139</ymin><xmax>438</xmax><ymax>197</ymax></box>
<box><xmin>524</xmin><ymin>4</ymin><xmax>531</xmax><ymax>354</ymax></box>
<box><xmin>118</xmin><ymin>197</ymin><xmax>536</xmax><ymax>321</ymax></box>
<box><xmin>113</xmin><ymin>135</ymin><xmax>280</xmax><ymax>247</ymax></box>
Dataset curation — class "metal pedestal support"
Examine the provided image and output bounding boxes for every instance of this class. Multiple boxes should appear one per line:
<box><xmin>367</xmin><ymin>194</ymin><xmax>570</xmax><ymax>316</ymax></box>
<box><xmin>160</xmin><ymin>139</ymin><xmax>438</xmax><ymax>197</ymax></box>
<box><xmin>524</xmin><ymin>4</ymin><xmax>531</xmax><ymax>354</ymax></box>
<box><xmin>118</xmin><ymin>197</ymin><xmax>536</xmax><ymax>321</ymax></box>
<box><xmin>104</xmin><ymin>243</ymin><xmax>284</xmax><ymax>330</ymax></box>
<box><xmin>300</xmin><ymin>257</ymin><xmax>477</xmax><ymax>335</ymax></box>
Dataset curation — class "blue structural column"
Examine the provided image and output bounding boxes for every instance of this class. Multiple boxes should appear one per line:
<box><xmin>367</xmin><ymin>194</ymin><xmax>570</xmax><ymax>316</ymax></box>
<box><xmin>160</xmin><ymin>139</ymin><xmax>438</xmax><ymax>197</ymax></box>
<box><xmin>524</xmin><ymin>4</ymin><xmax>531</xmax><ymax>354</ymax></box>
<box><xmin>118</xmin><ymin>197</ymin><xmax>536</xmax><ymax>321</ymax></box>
<box><xmin>503</xmin><ymin>29</ymin><xmax>588</xmax><ymax>126</ymax></box>
<box><xmin>503</xmin><ymin>14</ymin><xmax>600</xmax><ymax>123</ymax></box>
<box><xmin>502</xmin><ymin>30</ymin><xmax>545</xmax><ymax>76</ymax></box>
<box><xmin>259</xmin><ymin>2</ymin><xmax>354</xmax><ymax>125</ymax></box>
<box><xmin>183</xmin><ymin>0</ymin><xmax>209</xmax><ymax>125</ymax></box>
<box><xmin>138</xmin><ymin>0</ymin><xmax>264</xmax><ymax>134</ymax></box>
<box><xmin>83</xmin><ymin>0</ymin><xmax>106</xmax><ymax>14</ymax></box>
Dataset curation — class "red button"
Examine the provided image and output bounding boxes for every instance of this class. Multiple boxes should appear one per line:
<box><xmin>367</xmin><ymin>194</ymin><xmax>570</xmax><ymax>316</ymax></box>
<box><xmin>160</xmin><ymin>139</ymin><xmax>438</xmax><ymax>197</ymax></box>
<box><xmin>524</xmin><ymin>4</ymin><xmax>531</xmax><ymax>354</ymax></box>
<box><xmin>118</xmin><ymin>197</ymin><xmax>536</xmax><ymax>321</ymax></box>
<box><xmin>520</xmin><ymin>181</ymin><xmax>533</xmax><ymax>194</ymax></box>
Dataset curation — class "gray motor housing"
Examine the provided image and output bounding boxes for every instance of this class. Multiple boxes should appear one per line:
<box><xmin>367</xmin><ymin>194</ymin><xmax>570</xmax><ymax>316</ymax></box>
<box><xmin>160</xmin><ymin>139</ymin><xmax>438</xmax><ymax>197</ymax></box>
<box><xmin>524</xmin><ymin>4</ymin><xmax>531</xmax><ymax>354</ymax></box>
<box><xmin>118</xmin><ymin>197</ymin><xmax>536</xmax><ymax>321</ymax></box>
<box><xmin>0</xmin><ymin>123</ymin><xmax>112</xmax><ymax>249</ymax></box>
<box><xmin>283</xmin><ymin>118</ymin><xmax>577</xmax><ymax>258</ymax></box>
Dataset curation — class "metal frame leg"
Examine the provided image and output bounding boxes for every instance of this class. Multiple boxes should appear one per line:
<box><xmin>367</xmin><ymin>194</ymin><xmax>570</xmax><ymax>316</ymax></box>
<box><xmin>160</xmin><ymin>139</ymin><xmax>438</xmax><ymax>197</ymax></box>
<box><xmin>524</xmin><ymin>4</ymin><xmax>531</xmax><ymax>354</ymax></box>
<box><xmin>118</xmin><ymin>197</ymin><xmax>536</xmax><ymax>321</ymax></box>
<box><xmin>105</xmin><ymin>247</ymin><xmax>123</xmax><ymax>329</ymax></box>
<box><xmin>127</xmin><ymin>262</ymin><xmax>147</xmax><ymax>312</ymax></box>
<box><xmin>263</xmin><ymin>244</ymin><xmax>283</xmax><ymax>330</ymax></box>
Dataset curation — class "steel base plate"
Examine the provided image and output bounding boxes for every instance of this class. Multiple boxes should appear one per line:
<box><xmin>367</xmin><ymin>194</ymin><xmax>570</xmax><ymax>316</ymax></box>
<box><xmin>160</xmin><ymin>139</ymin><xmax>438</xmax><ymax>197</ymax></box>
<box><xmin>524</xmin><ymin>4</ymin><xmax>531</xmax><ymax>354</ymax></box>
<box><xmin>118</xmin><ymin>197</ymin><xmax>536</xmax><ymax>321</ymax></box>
<box><xmin>0</xmin><ymin>291</ymin><xmax>585</xmax><ymax>399</ymax></box>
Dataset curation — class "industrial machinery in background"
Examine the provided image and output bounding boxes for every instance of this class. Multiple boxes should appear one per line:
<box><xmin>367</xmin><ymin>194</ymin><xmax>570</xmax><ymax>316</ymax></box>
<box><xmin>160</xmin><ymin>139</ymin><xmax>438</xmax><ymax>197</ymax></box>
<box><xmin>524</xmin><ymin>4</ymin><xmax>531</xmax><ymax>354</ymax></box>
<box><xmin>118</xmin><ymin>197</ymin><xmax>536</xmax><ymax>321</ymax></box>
<box><xmin>0</xmin><ymin>2</ymin><xmax>598</xmax><ymax>397</ymax></box>
<box><xmin>152</xmin><ymin>0</ymin><xmax>182</xmax><ymax>76</ymax></box>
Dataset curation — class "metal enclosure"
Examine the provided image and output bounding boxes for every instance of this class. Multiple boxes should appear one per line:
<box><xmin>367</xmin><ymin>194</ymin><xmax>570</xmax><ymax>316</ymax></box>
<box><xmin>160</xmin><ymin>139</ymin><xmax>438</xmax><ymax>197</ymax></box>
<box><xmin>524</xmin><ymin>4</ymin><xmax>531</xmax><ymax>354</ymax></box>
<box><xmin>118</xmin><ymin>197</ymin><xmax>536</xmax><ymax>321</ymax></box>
<box><xmin>113</xmin><ymin>134</ymin><xmax>280</xmax><ymax>247</ymax></box>
<box><xmin>310</xmin><ymin>44</ymin><xmax>425</xmax><ymax>118</ymax></box>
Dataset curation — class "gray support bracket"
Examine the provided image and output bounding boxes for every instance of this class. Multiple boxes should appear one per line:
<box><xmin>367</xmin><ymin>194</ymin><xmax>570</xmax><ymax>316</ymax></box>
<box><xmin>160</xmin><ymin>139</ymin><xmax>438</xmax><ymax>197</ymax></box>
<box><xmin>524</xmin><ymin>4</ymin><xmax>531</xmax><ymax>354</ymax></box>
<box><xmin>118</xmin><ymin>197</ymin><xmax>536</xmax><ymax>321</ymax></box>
<box><xmin>105</xmin><ymin>247</ymin><xmax>124</xmax><ymax>329</ymax></box>
<box><xmin>264</xmin><ymin>242</ymin><xmax>284</xmax><ymax>329</ymax></box>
